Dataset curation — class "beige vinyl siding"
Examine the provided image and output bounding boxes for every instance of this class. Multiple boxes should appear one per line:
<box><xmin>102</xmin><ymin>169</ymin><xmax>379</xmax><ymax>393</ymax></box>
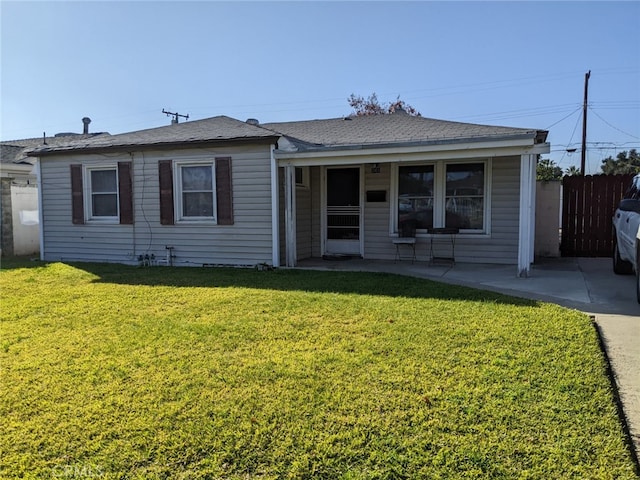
<box><xmin>279</xmin><ymin>166</ymin><xmax>320</xmax><ymax>262</ymax></box>
<box><xmin>310</xmin><ymin>167</ymin><xmax>322</xmax><ymax>257</ymax></box>
<box><xmin>39</xmin><ymin>145</ymin><xmax>274</xmax><ymax>266</ymax></box>
<box><xmin>40</xmin><ymin>155</ymin><xmax>134</xmax><ymax>263</ymax></box>
<box><xmin>363</xmin><ymin>163</ymin><xmax>397</xmax><ymax>260</ymax></box>
<box><xmin>296</xmin><ymin>181</ymin><xmax>312</xmax><ymax>260</ymax></box>
<box><xmin>453</xmin><ymin>156</ymin><xmax>520</xmax><ymax>264</ymax></box>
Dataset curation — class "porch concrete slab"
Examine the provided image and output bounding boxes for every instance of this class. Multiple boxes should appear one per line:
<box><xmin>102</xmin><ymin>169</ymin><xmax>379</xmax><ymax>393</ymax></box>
<box><xmin>433</xmin><ymin>262</ymin><xmax>593</xmax><ymax>305</ymax></box>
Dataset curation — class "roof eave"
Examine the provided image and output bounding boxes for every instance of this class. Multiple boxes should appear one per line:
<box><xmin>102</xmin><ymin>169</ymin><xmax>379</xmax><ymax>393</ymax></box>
<box><xmin>281</xmin><ymin>131</ymin><xmax>545</xmax><ymax>155</ymax></box>
<box><xmin>28</xmin><ymin>135</ymin><xmax>280</xmax><ymax>157</ymax></box>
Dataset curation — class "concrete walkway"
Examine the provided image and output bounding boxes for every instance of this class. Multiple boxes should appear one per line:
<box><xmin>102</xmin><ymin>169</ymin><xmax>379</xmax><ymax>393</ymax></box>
<box><xmin>298</xmin><ymin>256</ymin><xmax>640</xmax><ymax>459</ymax></box>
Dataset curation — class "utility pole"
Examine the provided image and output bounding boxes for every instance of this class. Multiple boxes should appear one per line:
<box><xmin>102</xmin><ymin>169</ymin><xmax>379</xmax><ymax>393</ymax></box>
<box><xmin>162</xmin><ymin>109</ymin><xmax>189</xmax><ymax>124</ymax></box>
<box><xmin>580</xmin><ymin>70</ymin><xmax>591</xmax><ymax>175</ymax></box>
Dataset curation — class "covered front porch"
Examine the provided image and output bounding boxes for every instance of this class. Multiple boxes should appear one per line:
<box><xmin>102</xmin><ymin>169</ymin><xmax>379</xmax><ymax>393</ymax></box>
<box><xmin>265</xmin><ymin>112</ymin><xmax>549</xmax><ymax>277</ymax></box>
<box><xmin>276</xmin><ymin>150</ymin><xmax>544</xmax><ymax>277</ymax></box>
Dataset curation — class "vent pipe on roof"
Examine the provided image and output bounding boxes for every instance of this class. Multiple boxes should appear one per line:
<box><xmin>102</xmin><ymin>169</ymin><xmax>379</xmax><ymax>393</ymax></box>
<box><xmin>82</xmin><ymin>117</ymin><xmax>91</xmax><ymax>134</ymax></box>
<box><xmin>246</xmin><ymin>118</ymin><xmax>259</xmax><ymax>126</ymax></box>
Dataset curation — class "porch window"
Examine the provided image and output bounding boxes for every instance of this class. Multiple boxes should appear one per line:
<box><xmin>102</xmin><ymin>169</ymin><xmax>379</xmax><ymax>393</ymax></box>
<box><xmin>395</xmin><ymin>161</ymin><xmax>487</xmax><ymax>233</ymax></box>
<box><xmin>398</xmin><ymin>165</ymin><xmax>434</xmax><ymax>229</ymax></box>
<box><xmin>445</xmin><ymin>163</ymin><xmax>484</xmax><ymax>230</ymax></box>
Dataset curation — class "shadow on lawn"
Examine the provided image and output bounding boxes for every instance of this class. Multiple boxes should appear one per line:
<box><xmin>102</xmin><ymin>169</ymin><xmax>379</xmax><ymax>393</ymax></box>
<box><xmin>71</xmin><ymin>262</ymin><xmax>540</xmax><ymax>307</ymax></box>
<box><xmin>0</xmin><ymin>256</ymin><xmax>43</xmax><ymax>271</ymax></box>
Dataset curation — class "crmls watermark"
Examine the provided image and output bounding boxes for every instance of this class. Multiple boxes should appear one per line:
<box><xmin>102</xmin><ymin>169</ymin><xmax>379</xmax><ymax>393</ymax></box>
<box><xmin>51</xmin><ymin>463</ymin><xmax>104</xmax><ymax>478</ymax></box>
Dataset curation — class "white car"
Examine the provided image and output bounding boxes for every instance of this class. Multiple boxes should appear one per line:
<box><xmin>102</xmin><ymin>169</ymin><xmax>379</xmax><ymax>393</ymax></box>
<box><xmin>637</xmin><ymin>226</ymin><xmax>640</xmax><ymax>303</ymax></box>
<box><xmin>612</xmin><ymin>173</ymin><xmax>640</xmax><ymax>303</ymax></box>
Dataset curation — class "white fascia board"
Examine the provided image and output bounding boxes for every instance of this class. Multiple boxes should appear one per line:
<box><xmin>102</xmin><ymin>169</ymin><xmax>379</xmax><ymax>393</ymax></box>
<box><xmin>276</xmin><ymin>140</ymin><xmax>549</xmax><ymax>167</ymax></box>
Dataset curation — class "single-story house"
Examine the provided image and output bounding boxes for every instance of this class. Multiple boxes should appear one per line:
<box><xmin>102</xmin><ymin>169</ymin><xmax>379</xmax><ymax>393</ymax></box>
<box><xmin>28</xmin><ymin>111</ymin><xmax>549</xmax><ymax>276</ymax></box>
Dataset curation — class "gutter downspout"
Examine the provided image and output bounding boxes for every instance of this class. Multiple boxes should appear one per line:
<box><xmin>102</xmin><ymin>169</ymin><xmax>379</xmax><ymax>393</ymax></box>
<box><xmin>270</xmin><ymin>145</ymin><xmax>280</xmax><ymax>268</ymax></box>
<box><xmin>35</xmin><ymin>159</ymin><xmax>45</xmax><ymax>261</ymax></box>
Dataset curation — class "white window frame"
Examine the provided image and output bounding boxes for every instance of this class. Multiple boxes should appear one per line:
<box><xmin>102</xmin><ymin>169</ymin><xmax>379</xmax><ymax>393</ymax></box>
<box><xmin>84</xmin><ymin>165</ymin><xmax>119</xmax><ymax>223</ymax></box>
<box><xmin>391</xmin><ymin>159</ymin><xmax>491</xmax><ymax>236</ymax></box>
<box><xmin>174</xmin><ymin>160</ymin><xmax>217</xmax><ymax>224</ymax></box>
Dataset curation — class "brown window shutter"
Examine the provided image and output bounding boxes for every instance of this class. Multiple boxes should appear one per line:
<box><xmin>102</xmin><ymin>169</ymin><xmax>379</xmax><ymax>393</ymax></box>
<box><xmin>158</xmin><ymin>160</ymin><xmax>174</xmax><ymax>225</ymax></box>
<box><xmin>70</xmin><ymin>164</ymin><xmax>84</xmax><ymax>224</ymax></box>
<box><xmin>215</xmin><ymin>157</ymin><xmax>233</xmax><ymax>225</ymax></box>
<box><xmin>118</xmin><ymin>162</ymin><xmax>133</xmax><ymax>224</ymax></box>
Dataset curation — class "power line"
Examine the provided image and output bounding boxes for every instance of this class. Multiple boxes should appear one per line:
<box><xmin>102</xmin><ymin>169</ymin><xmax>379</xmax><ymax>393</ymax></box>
<box><xmin>555</xmin><ymin>108</ymin><xmax>584</xmax><ymax>167</ymax></box>
<box><xmin>545</xmin><ymin>107</ymin><xmax>582</xmax><ymax>130</ymax></box>
<box><xmin>588</xmin><ymin>106</ymin><xmax>640</xmax><ymax>139</ymax></box>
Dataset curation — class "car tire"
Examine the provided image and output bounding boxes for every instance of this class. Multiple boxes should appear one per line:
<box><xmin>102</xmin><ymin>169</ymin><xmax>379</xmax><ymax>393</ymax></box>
<box><xmin>613</xmin><ymin>239</ymin><xmax>633</xmax><ymax>275</ymax></box>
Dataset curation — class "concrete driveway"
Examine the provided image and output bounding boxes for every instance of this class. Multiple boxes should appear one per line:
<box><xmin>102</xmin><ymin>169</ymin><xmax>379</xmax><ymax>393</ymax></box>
<box><xmin>299</xmin><ymin>256</ymin><xmax>640</xmax><ymax>461</ymax></box>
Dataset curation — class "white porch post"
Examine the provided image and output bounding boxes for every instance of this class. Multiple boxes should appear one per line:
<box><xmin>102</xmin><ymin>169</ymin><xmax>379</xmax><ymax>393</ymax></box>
<box><xmin>518</xmin><ymin>154</ymin><xmax>537</xmax><ymax>277</ymax></box>
<box><xmin>35</xmin><ymin>159</ymin><xmax>45</xmax><ymax>261</ymax></box>
<box><xmin>270</xmin><ymin>146</ymin><xmax>280</xmax><ymax>268</ymax></box>
<box><xmin>284</xmin><ymin>165</ymin><xmax>297</xmax><ymax>267</ymax></box>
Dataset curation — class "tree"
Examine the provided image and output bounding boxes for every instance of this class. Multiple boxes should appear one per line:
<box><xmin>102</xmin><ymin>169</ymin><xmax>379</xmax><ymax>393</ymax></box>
<box><xmin>600</xmin><ymin>149</ymin><xmax>640</xmax><ymax>175</ymax></box>
<box><xmin>564</xmin><ymin>165</ymin><xmax>581</xmax><ymax>177</ymax></box>
<box><xmin>348</xmin><ymin>93</ymin><xmax>421</xmax><ymax>116</ymax></box>
<box><xmin>536</xmin><ymin>158</ymin><xmax>563</xmax><ymax>181</ymax></box>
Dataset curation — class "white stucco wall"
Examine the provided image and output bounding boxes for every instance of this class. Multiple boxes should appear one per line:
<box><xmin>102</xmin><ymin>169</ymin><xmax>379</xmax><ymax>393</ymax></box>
<box><xmin>535</xmin><ymin>180</ymin><xmax>561</xmax><ymax>257</ymax></box>
<box><xmin>11</xmin><ymin>184</ymin><xmax>40</xmax><ymax>256</ymax></box>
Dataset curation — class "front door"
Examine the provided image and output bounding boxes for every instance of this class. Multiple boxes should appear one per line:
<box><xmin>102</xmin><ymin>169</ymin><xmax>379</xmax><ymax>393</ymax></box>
<box><xmin>325</xmin><ymin>167</ymin><xmax>361</xmax><ymax>256</ymax></box>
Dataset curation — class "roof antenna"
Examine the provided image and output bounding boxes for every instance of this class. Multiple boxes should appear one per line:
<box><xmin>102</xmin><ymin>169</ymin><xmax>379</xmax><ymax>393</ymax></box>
<box><xmin>162</xmin><ymin>109</ymin><xmax>189</xmax><ymax>124</ymax></box>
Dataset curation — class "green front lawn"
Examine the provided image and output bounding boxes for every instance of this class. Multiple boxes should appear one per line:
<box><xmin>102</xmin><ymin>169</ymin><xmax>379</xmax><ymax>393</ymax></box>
<box><xmin>0</xmin><ymin>260</ymin><xmax>636</xmax><ymax>479</ymax></box>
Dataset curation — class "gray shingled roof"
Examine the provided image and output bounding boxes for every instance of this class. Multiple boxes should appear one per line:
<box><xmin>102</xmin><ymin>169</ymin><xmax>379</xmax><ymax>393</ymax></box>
<box><xmin>1</xmin><ymin>134</ymin><xmax>107</xmax><ymax>164</ymax></box>
<box><xmin>25</xmin><ymin>112</ymin><xmax>548</xmax><ymax>158</ymax></box>
<box><xmin>263</xmin><ymin>111</ymin><xmax>547</xmax><ymax>151</ymax></box>
<box><xmin>29</xmin><ymin>116</ymin><xmax>279</xmax><ymax>156</ymax></box>
<box><xmin>0</xmin><ymin>144</ymin><xmax>30</xmax><ymax>165</ymax></box>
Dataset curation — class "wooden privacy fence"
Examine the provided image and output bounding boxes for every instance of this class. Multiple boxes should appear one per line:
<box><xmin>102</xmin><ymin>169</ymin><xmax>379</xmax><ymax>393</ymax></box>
<box><xmin>561</xmin><ymin>174</ymin><xmax>634</xmax><ymax>257</ymax></box>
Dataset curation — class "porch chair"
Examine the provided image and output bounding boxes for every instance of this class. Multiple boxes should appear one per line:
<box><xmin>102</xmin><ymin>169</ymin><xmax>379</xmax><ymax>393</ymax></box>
<box><xmin>392</xmin><ymin>220</ymin><xmax>417</xmax><ymax>263</ymax></box>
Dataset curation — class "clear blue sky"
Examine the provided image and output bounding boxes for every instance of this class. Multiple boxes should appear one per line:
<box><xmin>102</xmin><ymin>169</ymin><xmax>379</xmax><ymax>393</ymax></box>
<box><xmin>2</xmin><ymin>1</ymin><xmax>639</xmax><ymax>174</ymax></box>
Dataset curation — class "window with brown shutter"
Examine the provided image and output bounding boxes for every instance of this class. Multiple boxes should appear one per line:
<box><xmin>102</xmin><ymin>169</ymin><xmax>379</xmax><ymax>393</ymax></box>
<box><xmin>163</xmin><ymin>157</ymin><xmax>233</xmax><ymax>225</ymax></box>
<box><xmin>70</xmin><ymin>162</ymin><xmax>133</xmax><ymax>225</ymax></box>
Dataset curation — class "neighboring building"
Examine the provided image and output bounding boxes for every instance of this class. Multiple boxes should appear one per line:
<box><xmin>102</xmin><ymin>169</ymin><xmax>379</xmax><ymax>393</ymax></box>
<box><xmin>1</xmin><ymin>137</ymin><xmax>44</xmax><ymax>256</ymax></box>
<box><xmin>28</xmin><ymin>112</ymin><xmax>549</xmax><ymax>276</ymax></box>
<box><xmin>1</xmin><ymin>121</ymin><xmax>106</xmax><ymax>257</ymax></box>
<box><xmin>0</xmin><ymin>139</ymin><xmax>42</xmax><ymax>256</ymax></box>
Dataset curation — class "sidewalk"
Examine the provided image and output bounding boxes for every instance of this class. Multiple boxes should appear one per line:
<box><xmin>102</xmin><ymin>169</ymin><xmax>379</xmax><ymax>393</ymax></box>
<box><xmin>298</xmin><ymin>256</ymin><xmax>640</xmax><ymax>458</ymax></box>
